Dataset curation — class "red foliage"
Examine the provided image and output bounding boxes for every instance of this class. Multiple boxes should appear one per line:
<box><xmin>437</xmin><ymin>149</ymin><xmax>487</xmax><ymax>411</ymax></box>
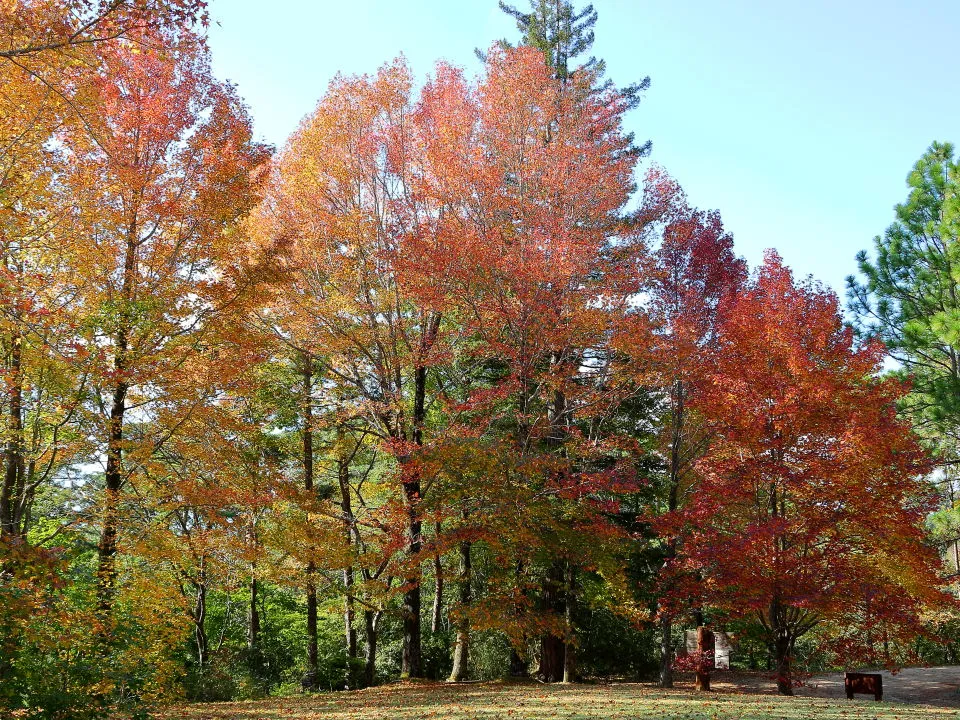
<box><xmin>660</xmin><ymin>251</ymin><xmax>953</xmax><ymax>691</ymax></box>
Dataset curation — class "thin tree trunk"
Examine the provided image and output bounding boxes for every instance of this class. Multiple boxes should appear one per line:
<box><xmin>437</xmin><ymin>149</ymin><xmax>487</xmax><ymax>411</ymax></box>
<box><xmin>431</xmin><ymin>522</ymin><xmax>443</xmax><ymax>634</ymax></box>
<box><xmin>194</xmin><ymin>562</ymin><xmax>209</xmax><ymax>674</ymax></box>
<box><xmin>540</xmin><ymin>350</ymin><xmax>570</xmax><ymax>684</ymax></box>
<box><xmin>448</xmin><ymin>538</ymin><xmax>472</xmax><ymax>682</ymax></box>
<box><xmin>96</xmin><ymin>378</ymin><xmax>127</xmax><ymax>617</ymax></box>
<box><xmin>343</xmin><ymin>568</ymin><xmax>357</xmax><ymax>655</ymax></box>
<box><xmin>509</xmin><ymin>559</ymin><xmax>529</xmax><ymax>678</ymax></box>
<box><xmin>562</xmin><ymin>563</ymin><xmax>576</xmax><ymax>683</ymax></box>
<box><xmin>305</xmin><ymin>580</ymin><xmax>318</xmax><ymax>688</ymax></box>
<box><xmin>400</xmin><ymin>361</ymin><xmax>428</xmax><ymax>678</ymax></box>
<box><xmin>0</xmin><ymin>329</ymin><xmax>23</xmax><ymax>691</ymax></box>
<box><xmin>659</xmin><ymin>380</ymin><xmax>684</xmax><ymax>687</ymax></box>
<box><xmin>14</xmin><ymin>458</ymin><xmax>35</xmax><ymax>535</ymax></box>
<box><xmin>658</xmin><ymin>615</ymin><xmax>673</xmax><ymax>688</ymax></box>
<box><xmin>337</xmin><ymin>443</ymin><xmax>357</xmax><ymax>659</ymax></box>
<box><xmin>302</xmin><ymin>356</ymin><xmax>319</xmax><ymax>690</ymax></box>
<box><xmin>401</xmin><ymin>486</ymin><xmax>422</xmax><ymax>678</ymax></box>
<box><xmin>248</xmin><ymin>574</ymin><xmax>260</xmax><ymax>653</ymax></box>
<box><xmin>0</xmin><ymin>349</ymin><xmax>17</xmax><ymax>687</ymax></box>
<box><xmin>950</xmin><ymin>477</ymin><xmax>960</xmax><ymax>572</ymax></box>
<box><xmin>96</xmin><ymin>226</ymin><xmax>136</xmax><ymax>619</ymax></box>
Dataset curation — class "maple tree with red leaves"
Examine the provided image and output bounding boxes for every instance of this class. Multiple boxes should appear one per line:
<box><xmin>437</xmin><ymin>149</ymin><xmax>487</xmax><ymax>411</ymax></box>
<box><xmin>659</xmin><ymin>251</ymin><xmax>953</xmax><ymax>694</ymax></box>
<box><xmin>639</xmin><ymin>167</ymin><xmax>747</xmax><ymax>688</ymax></box>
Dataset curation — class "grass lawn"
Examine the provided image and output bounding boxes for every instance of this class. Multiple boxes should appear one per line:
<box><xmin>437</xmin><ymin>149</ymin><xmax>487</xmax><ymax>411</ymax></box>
<box><xmin>165</xmin><ymin>680</ymin><xmax>960</xmax><ymax>720</ymax></box>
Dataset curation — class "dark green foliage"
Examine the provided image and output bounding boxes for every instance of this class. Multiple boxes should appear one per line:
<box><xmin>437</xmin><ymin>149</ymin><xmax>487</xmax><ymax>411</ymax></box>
<box><xmin>494</xmin><ymin>0</ymin><xmax>600</xmax><ymax>82</ymax></box>
<box><xmin>575</xmin><ymin>606</ymin><xmax>659</xmax><ymax>680</ymax></box>
<box><xmin>421</xmin><ymin>627</ymin><xmax>455</xmax><ymax>680</ymax></box>
<box><xmin>910</xmin><ymin>614</ymin><xmax>960</xmax><ymax>665</ymax></box>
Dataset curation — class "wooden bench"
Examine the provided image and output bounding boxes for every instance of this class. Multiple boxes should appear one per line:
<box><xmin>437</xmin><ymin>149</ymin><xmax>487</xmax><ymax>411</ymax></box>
<box><xmin>844</xmin><ymin>671</ymin><xmax>882</xmax><ymax>701</ymax></box>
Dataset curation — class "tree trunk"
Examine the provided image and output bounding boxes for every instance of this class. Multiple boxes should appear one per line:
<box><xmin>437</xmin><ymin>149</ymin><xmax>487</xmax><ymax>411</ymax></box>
<box><xmin>431</xmin><ymin>522</ymin><xmax>443</xmax><ymax>634</ymax></box>
<box><xmin>774</xmin><ymin>635</ymin><xmax>793</xmax><ymax>695</ymax></box>
<box><xmin>658</xmin><ymin>615</ymin><xmax>673</xmax><ymax>688</ymax></box>
<box><xmin>96</xmin><ymin>227</ymin><xmax>136</xmax><ymax>620</ymax></box>
<box><xmin>14</xmin><ymin>457</ymin><xmax>35</xmax><ymax>536</ymax></box>
<box><xmin>539</xmin><ymin>560</ymin><xmax>566</xmax><ymax>682</ymax></box>
<box><xmin>96</xmin><ymin>378</ymin><xmax>127</xmax><ymax>617</ymax></box>
<box><xmin>1</xmin><ymin>330</ymin><xmax>23</xmax><ymax>538</ymax></box>
<box><xmin>509</xmin><ymin>647</ymin><xmax>528</xmax><ymax>678</ymax></box>
<box><xmin>344</xmin><ymin>567</ymin><xmax>357</xmax><ymax>657</ymax></box>
<box><xmin>767</xmin><ymin>595</ymin><xmax>794</xmax><ymax>696</ymax></box>
<box><xmin>541</xmin><ymin>351</ymin><xmax>570</xmax><ymax>684</ymax></box>
<box><xmin>695</xmin><ymin>626</ymin><xmax>714</xmax><ymax>691</ymax></box>
<box><xmin>400</xmin><ymin>361</ymin><xmax>429</xmax><ymax>679</ymax></box>
<box><xmin>400</xmin><ymin>549</ymin><xmax>422</xmax><ymax>678</ymax></box>
<box><xmin>509</xmin><ymin>559</ymin><xmax>529</xmax><ymax>678</ymax></box>
<box><xmin>0</xmin><ymin>345</ymin><xmax>17</xmax><ymax>693</ymax></box>
<box><xmin>302</xmin><ymin>356</ymin><xmax>319</xmax><ymax>690</ymax></box>
<box><xmin>448</xmin><ymin>538</ymin><xmax>472</xmax><ymax>682</ymax></box>
<box><xmin>194</xmin><ymin>568</ymin><xmax>209</xmax><ymax>673</ymax></box>
<box><xmin>659</xmin><ymin>381</ymin><xmax>685</xmax><ymax>687</ymax></box>
<box><xmin>540</xmin><ymin>635</ymin><xmax>565</xmax><ymax>683</ymax></box>
<box><xmin>305</xmin><ymin>578</ymin><xmax>318</xmax><ymax>689</ymax></box>
<box><xmin>363</xmin><ymin>609</ymin><xmax>380</xmax><ymax>687</ymax></box>
<box><xmin>248</xmin><ymin>574</ymin><xmax>260</xmax><ymax>653</ymax></box>
<box><xmin>562</xmin><ymin>563</ymin><xmax>576</xmax><ymax>683</ymax></box>
<box><xmin>339</xmin><ymin>453</ymin><xmax>357</xmax><ymax>660</ymax></box>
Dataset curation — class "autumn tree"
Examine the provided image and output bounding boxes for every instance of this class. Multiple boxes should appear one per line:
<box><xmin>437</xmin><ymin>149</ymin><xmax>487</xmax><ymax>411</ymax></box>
<box><xmin>0</xmin><ymin>3</ymin><xmax>223</xmax><ymax>710</ymax></box>
<box><xmin>419</xmin><ymin>46</ymin><xmax>647</xmax><ymax>681</ymax></box>
<box><xmin>250</xmin><ymin>58</ymin><xmax>457</xmax><ymax>678</ymax></box>
<box><xmin>0</xmin><ymin>22</ymin><xmax>95</xmax><ymax>696</ymax></box>
<box><xmin>0</xmin><ymin>77</ymin><xmax>88</xmax><ymax>542</ymax></box>
<box><xmin>0</xmin><ymin>0</ymin><xmax>207</xmax><ymax>60</ymax></box>
<box><xmin>667</xmin><ymin>252</ymin><xmax>949</xmax><ymax>695</ymax></box>
<box><xmin>641</xmin><ymin>168</ymin><xmax>745</xmax><ymax>687</ymax></box>
<box><xmin>57</xmin><ymin>30</ymin><xmax>269</xmax><ymax>621</ymax></box>
<box><xmin>0</xmin><ymin>0</ymin><xmax>217</xmax><ymax>546</ymax></box>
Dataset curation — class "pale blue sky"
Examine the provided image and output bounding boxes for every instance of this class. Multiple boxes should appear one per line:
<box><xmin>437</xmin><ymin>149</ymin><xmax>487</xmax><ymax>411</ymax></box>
<box><xmin>207</xmin><ymin>0</ymin><xmax>960</xmax><ymax>298</ymax></box>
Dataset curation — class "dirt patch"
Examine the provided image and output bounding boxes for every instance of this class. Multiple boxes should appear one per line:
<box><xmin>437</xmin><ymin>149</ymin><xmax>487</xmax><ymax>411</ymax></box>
<box><xmin>675</xmin><ymin>667</ymin><xmax>960</xmax><ymax>707</ymax></box>
<box><xmin>801</xmin><ymin>667</ymin><xmax>960</xmax><ymax>707</ymax></box>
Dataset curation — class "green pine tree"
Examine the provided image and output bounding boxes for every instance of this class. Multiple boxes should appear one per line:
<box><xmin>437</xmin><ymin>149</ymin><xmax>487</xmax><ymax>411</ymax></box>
<box><xmin>849</xmin><ymin>141</ymin><xmax>960</xmax><ymax>581</ymax></box>
<box><xmin>848</xmin><ymin>141</ymin><xmax>960</xmax><ymax>457</ymax></box>
<box><xmin>478</xmin><ymin>0</ymin><xmax>650</xmax><ymax>153</ymax></box>
<box><xmin>495</xmin><ymin>0</ymin><xmax>599</xmax><ymax>82</ymax></box>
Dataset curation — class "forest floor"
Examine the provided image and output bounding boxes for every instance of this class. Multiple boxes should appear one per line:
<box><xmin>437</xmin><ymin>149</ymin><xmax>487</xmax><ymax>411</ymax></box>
<box><xmin>166</xmin><ymin>669</ymin><xmax>960</xmax><ymax>720</ymax></box>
